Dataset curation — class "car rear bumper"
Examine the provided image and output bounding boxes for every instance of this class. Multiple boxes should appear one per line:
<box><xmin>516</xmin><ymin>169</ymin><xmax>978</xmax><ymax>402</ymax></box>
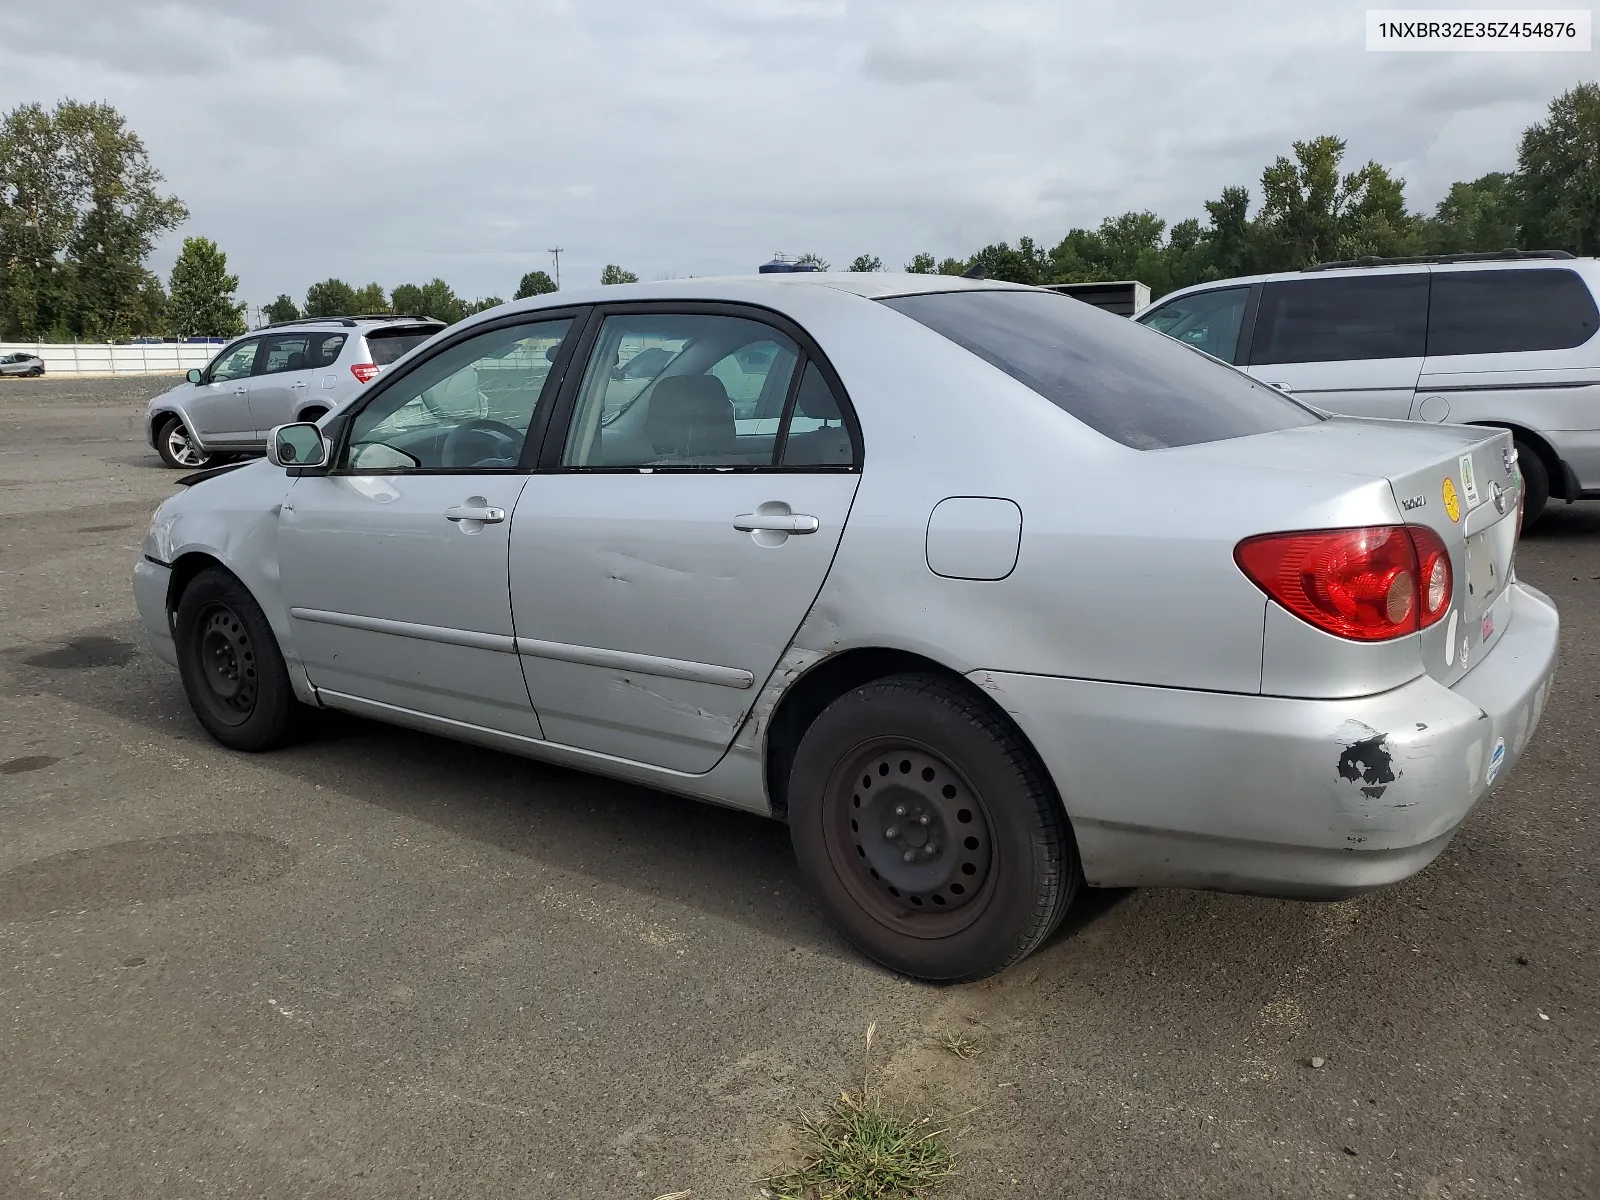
<box><xmin>971</xmin><ymin>581</ymin><xmax>1559</xmax><ymax>899</ymax></box>
<box><xmin>133</xmin><ymin>557</ymin><xmax>177</xmax><ymax>667</ymax></box>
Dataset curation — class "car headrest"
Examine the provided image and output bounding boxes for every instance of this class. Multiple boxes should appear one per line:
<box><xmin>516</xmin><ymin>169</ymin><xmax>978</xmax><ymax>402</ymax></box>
<box><xmin>646</xmin><ymin>375</ymin><xmax>737</xmax><ymax>458</ymax></box>
<box><xmin>285</xmin><ymin>352</ymin><xmax>307</xmax><ymax>371</ymax></box>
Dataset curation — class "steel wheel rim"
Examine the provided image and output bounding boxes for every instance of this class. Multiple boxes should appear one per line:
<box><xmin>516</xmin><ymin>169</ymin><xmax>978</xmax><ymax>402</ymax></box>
<box><xmin>195</xmin><ymin>603</ymin><xmax>257</xmax><ymax>724</ymax></box>
<box><xmin>822</xmin><ymin>737</ymin><xmax>997</xmax><ymax>939</ymax></box>
<box><xmin>167</xmin><ymin>423</ymin><xmax>206</xmax><ymax>467</ymax></box>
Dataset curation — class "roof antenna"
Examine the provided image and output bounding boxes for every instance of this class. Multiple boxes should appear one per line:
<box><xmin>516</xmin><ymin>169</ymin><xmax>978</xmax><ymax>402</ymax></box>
<box><xmin>961</xmin><ymin>263</ymin><xmax>987</xmax><ymax>279</ymax></box>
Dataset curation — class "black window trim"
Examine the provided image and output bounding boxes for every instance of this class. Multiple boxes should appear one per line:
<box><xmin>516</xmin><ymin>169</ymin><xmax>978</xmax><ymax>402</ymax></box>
<box><xmin>293</xmin><ymin>305</ymin><xmax>592</xmax><ymax>478</ymax></box>
<box><xmin>537</xmin><ymin>300</ymin><xmax>863</xmax><ymax>475</ymax></box>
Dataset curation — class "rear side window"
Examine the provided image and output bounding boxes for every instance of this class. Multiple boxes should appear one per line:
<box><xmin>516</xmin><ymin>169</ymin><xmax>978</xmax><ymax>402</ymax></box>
<box><xmin>882</xmin><ymin>289</ymin><xmax>1319</xmax><ymax>451</ymax></box>
<box><xmin>1251</xmin><ymin>274</ymin><xmax>1428</xmax><ymax>364</ymax></box>
<box><xmin>1428</xmin><ymin>269</ymin><xmax>1600</xmax><ymax>356</ymax></box>
<box><xmin>366</xmin><ymin>327</ymin><xmax>437</xmax><ymax>365</ymax></box>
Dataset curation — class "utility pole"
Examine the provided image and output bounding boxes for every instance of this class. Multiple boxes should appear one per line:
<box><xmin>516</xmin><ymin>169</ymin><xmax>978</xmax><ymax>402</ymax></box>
<box><xmin>548</xmin><ymin>247</ymin><xmax>563</xmax><ymax>289</ymax></box>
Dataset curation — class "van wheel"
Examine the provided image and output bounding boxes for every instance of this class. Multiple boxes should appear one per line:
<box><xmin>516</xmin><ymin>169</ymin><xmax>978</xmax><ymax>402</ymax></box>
<box><xmin>174</xmin><ymin>567</ymin><xmax>300</xmax><ymax>751</ymax></box>
<box><xmin>156</xmin><ymin>415</ymin><xmax>212</xmax><ymax>469</ymax></box>
<box><xmin>1515</xmin><ymin>440</ymin><xmax>1549</xmax><ymax>527</ymax></box>
<box><xmin>787</xmin><ymin>673</ymin><xmax>1079</xmax><ymax>982</ymax></box>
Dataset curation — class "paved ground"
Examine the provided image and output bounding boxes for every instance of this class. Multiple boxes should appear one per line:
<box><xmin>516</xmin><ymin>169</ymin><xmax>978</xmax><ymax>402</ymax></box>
<box><xmin>1</xmin><ymin>376</ymin><xmax>1595</xmax><ymax>1200</ymax></box>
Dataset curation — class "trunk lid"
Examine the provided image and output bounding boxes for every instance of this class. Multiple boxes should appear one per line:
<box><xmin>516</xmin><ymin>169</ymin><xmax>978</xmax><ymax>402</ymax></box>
<box><xmin>1175</xmin><ymin>417</ymin><xmax>1520</xmax><ymax>688</ymax></box>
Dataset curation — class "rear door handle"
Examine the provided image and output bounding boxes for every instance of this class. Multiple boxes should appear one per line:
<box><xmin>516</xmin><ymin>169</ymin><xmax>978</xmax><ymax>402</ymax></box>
<box><xmin>733</xmin><ymin>512</ymin><xmax>819</xmax><ymax>534</ymax></box>
<box><xmin>288</xmin><ymin>380</ymin><xmax>307</xmax><ymax>390</ymax></box>
<box><xmin>445</xmin><ymin>505</ymin><xmax>506</xmax><ymax>523</ymax></box>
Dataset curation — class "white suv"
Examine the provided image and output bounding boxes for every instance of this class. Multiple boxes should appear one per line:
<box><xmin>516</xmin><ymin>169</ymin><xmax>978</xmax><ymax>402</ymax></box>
<box><xmin>1137</xmin><ymin>251</ymin><xmax>1600</xmax><ymax>523</ymax></box>
<box><xmin>145</xmin><ymin>315</ymin><xmax>444</xmax><ymax>468</ymax></box>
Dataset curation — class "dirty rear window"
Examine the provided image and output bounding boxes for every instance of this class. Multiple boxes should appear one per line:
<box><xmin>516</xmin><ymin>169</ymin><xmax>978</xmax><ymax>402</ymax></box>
<box><xmin>881</xmin><ymin>289</ymin><xmax>1321</xmax><ymax>450</ymax></box>
<box><xmin>366</xmin><ymin>327</ymin><xmax>438</xmax><ymax>366</ymax></box>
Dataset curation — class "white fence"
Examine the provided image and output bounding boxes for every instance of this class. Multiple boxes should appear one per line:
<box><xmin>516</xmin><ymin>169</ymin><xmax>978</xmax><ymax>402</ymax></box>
<box><xmin>1</xmin><ymin>341</ymin><xmax>218</xmax><ymax>376</ymax></box>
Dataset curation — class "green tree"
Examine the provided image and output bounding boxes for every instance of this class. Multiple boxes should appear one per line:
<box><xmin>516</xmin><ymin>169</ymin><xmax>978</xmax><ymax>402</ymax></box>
<box><xmin>1517</xmin><ymin>81</ymin><xmax>1600</xmax><ymax>255</ymax></box>
<box><xmin>392</xmin><ymin>279</ymin><xmax>467</xmax><ymax>323</ymax></box>
<box><xmin>905</xmin><ymin>252</ymin><xmax>937</xmax><ymax>273</ymax></box>
<box><xmin>467</xmin><ymin>295</ymin><xmax>505</xmax><ymax>314</ymax></box>
<box><xmin>351</xmin><ymin>282</ymin><xmax>387</xmax><ymax>313</ymax></box>
<box><xmin>304</xmin><ymin>278</ymin><xmax>357</xmax><ymax>317</ymax></box>
<box><xmin>795</xmin><ymin>252</ymin><xmax>829</xmax><ymax>271</ymax></box>
<box><xmin>936</xmin><ymin>257</ymin><xmax>965</xmax><ymax>275</ymax></box>
<box><xmin>848</xmin><ymin>254</ymin><xmax>883</xmax><ymax>272</ymax></box>
<box><xmin>1253</xmin><ymin>135</ymin><xmax>1417</xmax><ymax>268</ymax></box>
<box><xmin>263</xmin><ymin>294</ymin><xmax>299</xmax><ymax>323</ymax></box>
<box><xmin>514</xmin><ymin>269</ymin><xmax>557</xmax><ymax>298</ymax></box>
<box><xmin>1422</xmin><ymin>172</ymin><xmax>1522</xmax><ymax>253</ymax></box>
<box><xmin>165</xmin><ymin>236</ymin><xmax>245</xmax><ymax>337</ymax></box>
<box><xmin>600</xmin><ymin>264</ymin><xmax>639</xmax><ymax>285</ymax></box>
<box><xmin>0</xmin><ymin>99</ymin><xmax>185</xmax><ymax>340</ymax></box>
<box><xmin>964</xmin><ymin>237</ymin><xmax>1049</xmax><ymax>284</ymax></box>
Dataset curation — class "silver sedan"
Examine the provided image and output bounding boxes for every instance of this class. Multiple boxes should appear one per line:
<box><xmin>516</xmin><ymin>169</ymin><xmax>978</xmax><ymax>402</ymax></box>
<box><xmin>133</xmin><ymin>274</ymin><xmax>1559</xmax><ymax>981</ymax></box>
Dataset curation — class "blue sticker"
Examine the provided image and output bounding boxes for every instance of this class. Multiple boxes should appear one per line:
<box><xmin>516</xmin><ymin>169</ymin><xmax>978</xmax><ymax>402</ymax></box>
<box><xmin>1486</xmin><ymin>737</ymin><xmax>1506</xmax><ymax>787</ymax></box>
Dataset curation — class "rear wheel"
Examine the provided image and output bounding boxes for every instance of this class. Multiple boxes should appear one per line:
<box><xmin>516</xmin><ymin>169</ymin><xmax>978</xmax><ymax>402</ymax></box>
<box><xmin>174</xmin><ymin>567</ymin><xmax>299</xmax><ymax>751</ymax></box>
<box><xmin>1514</xmin><ymin>439</ymin><xmax>1549</xmax><ymax>527</ymax></box>
<box><xmin>156</xmin><ymin>415</ymin><xmax>212</xmax><ymax>470</ymax></box>
<box><xmin>788</xmin><ymin>673</ymin><xmax>1079</xmax><ymax>982</ymax></box>
<box><xmin>296</xmin><ymin>406</ymin><xmax>328</xmax><ymax>423</ymax></box>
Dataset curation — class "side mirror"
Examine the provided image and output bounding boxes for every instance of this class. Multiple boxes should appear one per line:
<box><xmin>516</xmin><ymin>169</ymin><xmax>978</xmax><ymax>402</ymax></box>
<box><xmin>267</xmin><ymin>422</ymin><xmax>329</xmax><ymax>468</ymax></box>
<box><xmin>186</xmin><ymin>368</ymin><xmax>204</xmax><ymax>385</ymax></box>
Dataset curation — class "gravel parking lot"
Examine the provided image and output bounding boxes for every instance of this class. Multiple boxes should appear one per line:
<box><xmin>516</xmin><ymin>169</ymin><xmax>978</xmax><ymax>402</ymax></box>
<box><xmin>1</xmin><ymin>376</ymin><xmax>1596</xmax><ymax>1200</ymax></box>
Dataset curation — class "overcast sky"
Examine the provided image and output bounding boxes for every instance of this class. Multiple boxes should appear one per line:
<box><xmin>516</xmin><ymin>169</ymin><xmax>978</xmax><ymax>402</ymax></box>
<box><xmin>2</xmin><ymin>0</ymin><xmax>1594</xmax><ymax>309</ymax></box>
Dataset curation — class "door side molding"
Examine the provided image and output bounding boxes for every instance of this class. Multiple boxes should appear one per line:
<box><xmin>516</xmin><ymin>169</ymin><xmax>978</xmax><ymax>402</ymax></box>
<box><xmin>288</xmin><ymin>607</ymin><xmax>517</xmax><ymax>654</ymax></box>
<box><xmin>513</xmin><ymin>637</ymin><xmax>754</xmax><ymax>689</ymax></box>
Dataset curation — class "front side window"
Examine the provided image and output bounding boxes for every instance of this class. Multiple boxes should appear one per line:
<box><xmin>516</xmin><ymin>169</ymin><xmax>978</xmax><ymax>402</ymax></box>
<box><xmin>1428</xmin><ymin>269</ymin><xmax>1600</xmax><ymax>356</ymax></box>
<box><xmin>340</xmin><ymin>318</ymin><xmax>572</xmax><ymax>471</ymax></box>
<box><xmin>562</xmin><ymin>313</ymin><xmax>802</xmax><ymax>467</ymax></box>
<box><xmin>258</xmin><ymin>334</ymin><xmax>311</xmax><ymax>376</ymax></box>
<box><xmin>208</xmin><ymin>340</ymin><xmax>259</xmax><ymax>383</ymax></box>
<box><xmin>1139</xmin><ymin>287</ymin><xmax>1249</xmax><ymax>363</ymax></box>
<box><xmin>1251</xmin><ymin>274</ymin><xmax>1428</xmax><ymax>364</ymax></box>
<box><xmin>883</xmin><ymin>289</ymin><xmax>1318</xmax><ymax>451</ymax></box>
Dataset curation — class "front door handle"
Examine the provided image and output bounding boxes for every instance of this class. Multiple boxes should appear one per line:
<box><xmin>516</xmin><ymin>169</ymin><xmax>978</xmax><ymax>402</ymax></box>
<box><xmin>734</xmin><ymin>512</ymin><xmax>819</xmax><ymax>534</ymax></box>
<box><xmin>445</xmin><ymin>504</ymin><xmax>506</xmax><ymax>523</ymax></box>
<box><xmin>233</xmin><ymin>386</ymin><xmax>248</xmax><ymax>395</ymax></box>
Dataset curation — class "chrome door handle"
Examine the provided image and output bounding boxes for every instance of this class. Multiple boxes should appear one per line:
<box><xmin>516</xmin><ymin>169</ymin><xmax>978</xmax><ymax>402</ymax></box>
<box><xmin>289</xmin><ymin>380</ymin><xmax>307</xmax><ymax>389</ymax></box>
<box><xmin>233</xmin><ymin>386</ymin><xmax>247</xmax><ymax>395</ymax></box>
<box><xmin>733</xmin><ymin>512</ymin><xmax>819</xmax><ymax>534</ymax></box>
<box><xmin>445</xmin><ymin>505</ymin><xmax>506</xmax><ymax>523</ymax></box>
<box><xmin>1268</xmin><ymin>381</ymin><xmax>1293</xmax><ymax>392</ymax></box>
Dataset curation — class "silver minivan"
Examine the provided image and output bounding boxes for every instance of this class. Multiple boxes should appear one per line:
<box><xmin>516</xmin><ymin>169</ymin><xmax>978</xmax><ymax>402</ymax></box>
<box><xmin>1138</xmin><ymin>252</ymin><xmax>1600</xmax><ymax>522</ymax></box>
<box><xmin>145</xmin><ymin>315</ymin><xmax>445</xmax><ymax>469</ymax></box>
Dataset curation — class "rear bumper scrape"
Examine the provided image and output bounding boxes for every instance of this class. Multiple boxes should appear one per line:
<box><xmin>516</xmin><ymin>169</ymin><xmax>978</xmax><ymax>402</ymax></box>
<box><xmin>971</xmin><ymin>581</ymin><xmax>1559</xmax><ymax>899</ymax></box>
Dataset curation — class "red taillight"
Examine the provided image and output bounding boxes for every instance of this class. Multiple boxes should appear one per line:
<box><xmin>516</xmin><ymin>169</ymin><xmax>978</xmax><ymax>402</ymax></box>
<box><xmin>350</xmin><ymin>363</ymin><xmax>380</xmax><ymax>383</ymax></box>
<box><xmin>1235</xmin><ymin>525</ymin><xmax>1452</xmax><ymax>642</ymax></box>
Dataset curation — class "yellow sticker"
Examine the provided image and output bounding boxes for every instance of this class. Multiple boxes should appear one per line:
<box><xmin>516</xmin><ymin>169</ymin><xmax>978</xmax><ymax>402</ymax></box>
<box><xmin>1442</xmin><ymin>477</ymin><xmax>1461</xmax><ymax>522</ymax></box>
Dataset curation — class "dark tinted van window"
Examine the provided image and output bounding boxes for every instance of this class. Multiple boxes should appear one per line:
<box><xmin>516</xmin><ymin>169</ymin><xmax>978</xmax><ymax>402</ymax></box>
<box><xmin>367</xmin><ymin>326</ymin><xmax>438</xmax><ymax>365</ymax></box>
<box><xmin>883</xmin><ymin>289</ymin><xmax>1319</xmax><ymax>450</ymax></box>
<box><xmin>1251</xmin><ymin>274</ymin><xmax>1428</xmax><ymax>364</ymax></box>
<box><xmin>1428</xmin><ymin>269</ymin><xmax>1599</xmax><ymax>356</ymax></box>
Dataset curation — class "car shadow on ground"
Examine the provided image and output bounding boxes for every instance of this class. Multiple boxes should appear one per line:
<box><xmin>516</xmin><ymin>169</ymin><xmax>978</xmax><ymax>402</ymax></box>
<box><xmin>4</xmin><ymin>614</ymin><xmax>1149</xmax><ymax>978</ymax></box>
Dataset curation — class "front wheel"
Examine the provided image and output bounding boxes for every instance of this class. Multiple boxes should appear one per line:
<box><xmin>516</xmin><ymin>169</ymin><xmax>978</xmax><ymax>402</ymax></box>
<box><xmin>788</xmin><ymin>673</ymin><xmax>1079</xmax><ymax>982</ymax></box>
<box><xmin>156</xmin><ymin>415</ymin><xmax>212</xmax><ymax>470</ymax></box>
<box><xmin>174</xmin><ymin>567</ymin><xmax>300</xmax><ymax>751</ymax></box>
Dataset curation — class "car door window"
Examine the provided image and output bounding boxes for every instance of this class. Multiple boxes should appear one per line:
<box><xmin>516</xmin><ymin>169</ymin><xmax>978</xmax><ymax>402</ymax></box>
<box><xmin>340</xmin><ymin>318</ymin><xmax>572</xmax><ymax>471</ymax></box>
<box><xmin>257</xmin><ymin>334</ymin><xmax>312</xmax><ymax>376</ymax></box>
<box><xmin>779</xmin><ymin>363</ymin><xmax>857</xmax><ymax>466</ymax></box>
<box><xmin>1139</xmin><ymin>287</ymin><xmax>1249</xmax><ymax>362</ymax></box>
<box><xmin>208</xmin><ymin>340</ymin><xmax>259</xmax><ymax>383</ymax></box>
<box><xmin>562</xmin><ymin>313</ymin><xmax>801</xmax><ymax>467</ymax></box>
<box><xmin>306</xmin><ymin>332</ymin><xmax>347</xmax><ymax>367</ymax></box>
<box><xmin>1428</xmin><ymin>269</ymin><xmax>1600</xmax><ymax>356</ymax></box>
<box><xmin>1250</xmin><ymin>274</ymin><xmax>1427</xmax><ymax>364</ymax></box>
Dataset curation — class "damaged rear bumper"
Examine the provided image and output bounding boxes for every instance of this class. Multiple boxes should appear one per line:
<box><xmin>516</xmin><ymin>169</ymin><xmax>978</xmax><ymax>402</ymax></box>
<box><xmin>972</xmin><ymin>581</ymin><xmax>1560</xmax><ymax>899</ymax></box>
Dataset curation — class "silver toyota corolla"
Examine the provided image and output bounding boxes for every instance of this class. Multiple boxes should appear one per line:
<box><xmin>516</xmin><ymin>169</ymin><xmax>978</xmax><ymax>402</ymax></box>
<box><xmin>133</xmin><ymin>274</ymin><xmax>1560</xmax><ymax>981</ymax></box>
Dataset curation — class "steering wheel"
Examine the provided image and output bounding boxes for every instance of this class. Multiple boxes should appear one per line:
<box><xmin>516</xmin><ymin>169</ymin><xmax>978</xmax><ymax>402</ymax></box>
<box><xmin>441</xmin><ymin>418</ymin><xmax>524</xmax><ymax>468</ymax></box>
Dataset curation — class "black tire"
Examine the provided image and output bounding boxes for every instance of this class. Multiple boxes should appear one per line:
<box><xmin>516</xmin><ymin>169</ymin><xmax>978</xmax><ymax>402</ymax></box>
<box><xmin>155</xmin><ymin>414</ymin><xmax>212</xmax><ymax>470</ymax></box>
<box><xmin>174</xmin><ymin>567</ymin><xmax>299</xmax><ymax>751</ymax></box>
<box><xmin>788</xmin><ymin>673</ymin><xmax>1079</xmax><ymax>982</ymax></box>
<box><xmin>1515</xmin><ymin>439</ymin><xmax>1549</xmax><ymax>527</ymax></box>
<box><xmin>297</xmin><ymin>407</ymin><xmax>327</xmax><ymax>423</ymax></box>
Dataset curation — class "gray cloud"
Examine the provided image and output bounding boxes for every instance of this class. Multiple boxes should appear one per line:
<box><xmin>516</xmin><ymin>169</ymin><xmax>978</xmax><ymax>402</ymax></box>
<box><xmin>1</xmin><ymin>0</ymin><xmax>1590</xmax><ymax>307</ymax></box>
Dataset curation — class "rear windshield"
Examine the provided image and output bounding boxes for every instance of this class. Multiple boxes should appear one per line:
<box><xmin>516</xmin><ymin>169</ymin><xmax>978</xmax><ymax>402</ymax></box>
<box><xmin>366</xmin><ymin>327</ymin><xmax>438</xmax><ymax>366</ymax></box>
<box><xmin>882</xmin><ymin>289</ymin><xmax>1321</xmax><ymax>450</ymax></box>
